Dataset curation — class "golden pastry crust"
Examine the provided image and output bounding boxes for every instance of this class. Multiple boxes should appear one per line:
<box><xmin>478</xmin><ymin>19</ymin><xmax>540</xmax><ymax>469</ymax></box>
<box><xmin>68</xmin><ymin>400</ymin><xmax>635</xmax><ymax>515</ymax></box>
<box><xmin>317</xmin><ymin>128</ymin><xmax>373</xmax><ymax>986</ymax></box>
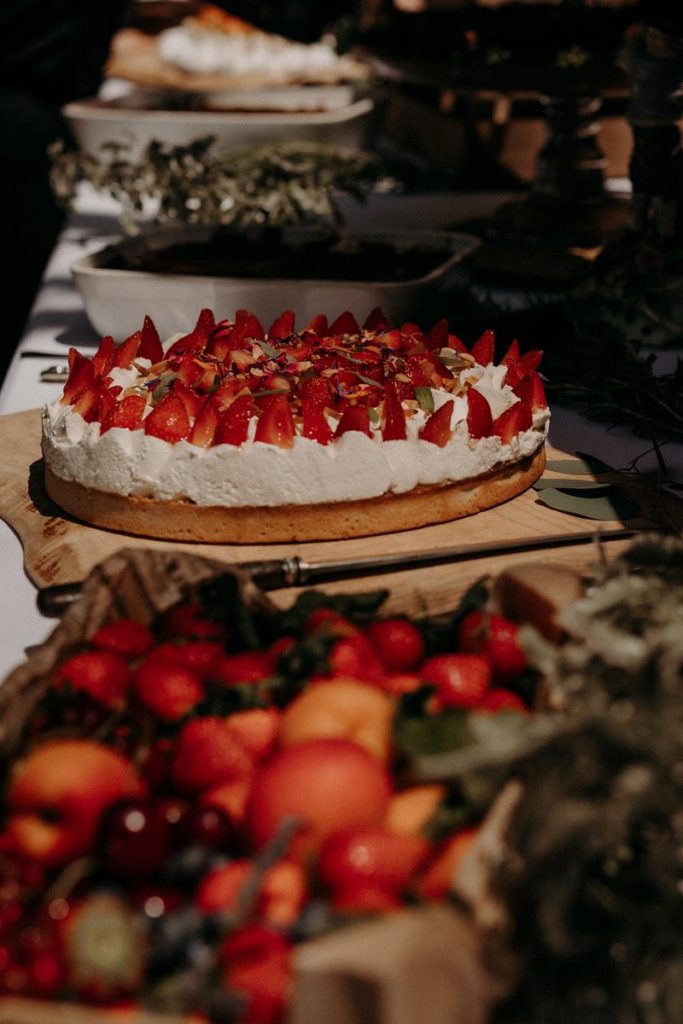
<box><xmin>44</xmin><ymin>448</ymin><xmax>545</xmax><ymax>543</ymax></box>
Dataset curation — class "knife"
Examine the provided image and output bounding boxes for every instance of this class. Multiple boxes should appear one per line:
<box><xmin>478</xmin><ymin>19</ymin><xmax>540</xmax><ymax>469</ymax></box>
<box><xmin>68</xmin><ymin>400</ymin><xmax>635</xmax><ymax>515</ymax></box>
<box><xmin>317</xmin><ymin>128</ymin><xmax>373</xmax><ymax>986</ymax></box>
<box><xmin>36</xmin><ymin>527</ymin><xmax>638</xmax><ymax>617</ymax></box>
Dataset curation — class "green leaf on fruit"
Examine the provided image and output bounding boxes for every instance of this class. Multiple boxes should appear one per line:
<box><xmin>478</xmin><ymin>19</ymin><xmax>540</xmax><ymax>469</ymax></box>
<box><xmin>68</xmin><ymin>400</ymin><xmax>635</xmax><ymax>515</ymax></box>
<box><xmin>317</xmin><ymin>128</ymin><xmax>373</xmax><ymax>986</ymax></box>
<box><xmin>279</xmin><ymin>588</ymin><xmax>388</xmax><ymax>633</ymax></box>
<box><xmin>415</xmin><ymin>387</ymin><xmax>435</xmax><ymax>414</ymax></box>
<box><xmin>536</xmin><ymin>487</ymin><xmax>641</xmax><ymax>522</ymax></box>
<box><xmin>394</xmin><ymin>709</ymin><xmax>472</xmax><ymax>758</ymax></box>
<box><xmin>259</xmin><ymin>340</ymin><xmax>280</xmax><ymax>359</ymax></box>
<box><xmin>356</xmin><ymin>373</ymin><xmax>383</xmax><ymax>388</ymax></box>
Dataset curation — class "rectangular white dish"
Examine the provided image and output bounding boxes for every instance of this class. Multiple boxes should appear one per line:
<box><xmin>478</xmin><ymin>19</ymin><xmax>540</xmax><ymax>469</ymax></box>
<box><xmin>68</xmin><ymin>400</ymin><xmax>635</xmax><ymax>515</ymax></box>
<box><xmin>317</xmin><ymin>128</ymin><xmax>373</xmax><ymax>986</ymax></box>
<box><xmin>71</xmin><ymin>224</ymin><xmax>479</xmax><ymax>338</ymax></box>
<box><xmin>63</xmin><ymin>94</ymin><xmax>375</xmax><ymax>160</ymax></box>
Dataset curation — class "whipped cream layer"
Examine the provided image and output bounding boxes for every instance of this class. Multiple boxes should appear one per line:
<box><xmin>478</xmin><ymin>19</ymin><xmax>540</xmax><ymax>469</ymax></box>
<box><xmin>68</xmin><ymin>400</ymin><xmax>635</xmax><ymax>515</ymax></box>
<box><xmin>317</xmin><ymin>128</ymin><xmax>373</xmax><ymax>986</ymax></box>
<box><xmin>158</xmin><ymin>22</ymin><xmax>342</xmax><ymax>78</ymax></box>
<box><xmin>41</xmin><ymin>363</ymin><xmax>549</xmax><ymax>508</ymax></box>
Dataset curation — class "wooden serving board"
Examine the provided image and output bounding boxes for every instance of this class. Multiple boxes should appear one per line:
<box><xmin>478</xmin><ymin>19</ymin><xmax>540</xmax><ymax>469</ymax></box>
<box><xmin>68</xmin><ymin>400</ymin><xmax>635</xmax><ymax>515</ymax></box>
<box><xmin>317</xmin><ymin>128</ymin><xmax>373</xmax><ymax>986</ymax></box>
<box><xmin>0</xmin><ymin>409</ymin><xmax>675</xmax><ymax>617</ymax></box>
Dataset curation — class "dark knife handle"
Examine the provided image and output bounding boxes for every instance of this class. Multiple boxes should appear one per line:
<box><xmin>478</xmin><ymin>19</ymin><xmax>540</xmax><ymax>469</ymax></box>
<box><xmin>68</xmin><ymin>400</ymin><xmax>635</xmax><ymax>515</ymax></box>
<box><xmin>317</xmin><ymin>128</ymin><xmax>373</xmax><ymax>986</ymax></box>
<box><xmin>37</xmin><ymin>581</ymin><xmax>83</xmax><ymax>617</ymax></box>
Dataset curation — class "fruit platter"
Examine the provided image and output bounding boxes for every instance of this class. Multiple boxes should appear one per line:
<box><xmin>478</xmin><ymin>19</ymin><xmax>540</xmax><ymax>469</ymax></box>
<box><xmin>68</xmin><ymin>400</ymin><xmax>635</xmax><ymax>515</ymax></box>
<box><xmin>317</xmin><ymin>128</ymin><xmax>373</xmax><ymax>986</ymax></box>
<box><xmin>2</xmin><ymin>532</ymin><xmax>683</xmax><ymax>1024</ymax></box>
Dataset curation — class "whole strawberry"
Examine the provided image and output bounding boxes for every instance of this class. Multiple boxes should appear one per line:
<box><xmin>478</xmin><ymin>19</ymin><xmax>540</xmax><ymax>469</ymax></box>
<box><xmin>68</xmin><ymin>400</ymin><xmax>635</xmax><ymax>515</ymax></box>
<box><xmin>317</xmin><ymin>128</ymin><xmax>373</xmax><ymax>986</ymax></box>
<box><xmin>420</xmin><ymin>654</ymin><xmax>491</xmax><ymax>709</ymax></box>
<box><xmin>458</xmin><ymin>611</ymin><xmax>528</xmax><ymax>681</ymax></box>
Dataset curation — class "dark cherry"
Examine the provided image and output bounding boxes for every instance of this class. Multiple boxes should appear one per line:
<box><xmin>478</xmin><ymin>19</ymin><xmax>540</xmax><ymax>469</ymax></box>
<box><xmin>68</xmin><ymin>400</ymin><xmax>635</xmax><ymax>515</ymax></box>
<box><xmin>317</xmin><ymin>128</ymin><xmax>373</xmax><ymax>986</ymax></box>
<box><xmin>99</xmin><ymin>799</ymin><xmax>172</xmax><ymax>880</ymax></box>
<box><xmin>131</xmin><ymin>885</ymin><xmax>185</xmax><ymax>920</ymax></box>
<box><xmin>139</xmin><ymin>738</ymin><xmax>175</xmax><ymax>790</ymax></box>
<box><xmin>180</xmin><ymin>806</ymin><xmax>235</xmax><ymax>851</ymax></box>
<box><xmin>156</xmin><ymin>796</ymin><xmax>192</xmax><ymax>848</ymax></box>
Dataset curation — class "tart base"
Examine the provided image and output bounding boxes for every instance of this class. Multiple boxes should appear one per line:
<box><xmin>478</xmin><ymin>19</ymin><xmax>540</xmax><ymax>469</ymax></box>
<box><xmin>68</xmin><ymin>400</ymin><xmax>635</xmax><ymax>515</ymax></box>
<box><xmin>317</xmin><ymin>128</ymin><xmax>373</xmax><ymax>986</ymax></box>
<box><xmin>44</xmin><ymin>448</ymin><xmax>546</xmax><ymax>543</ymax></box>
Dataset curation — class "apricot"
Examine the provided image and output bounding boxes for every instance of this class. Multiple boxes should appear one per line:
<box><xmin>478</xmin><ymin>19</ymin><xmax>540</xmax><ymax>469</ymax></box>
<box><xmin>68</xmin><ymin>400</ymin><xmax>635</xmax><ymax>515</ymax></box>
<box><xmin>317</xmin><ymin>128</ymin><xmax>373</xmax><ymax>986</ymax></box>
<box><xmin>246</xmin><ymin>738</ymin><xmax>392</xmax><ymax>859</ymax></box>
<box><xmin>278</xmin><ymin>679</ymin><xmax>395</xmax><ymax>763</ymax></box>
<box><xmin>201</xmin><ymin>778</ymin><xmax>252</xmax><ymax>827</ymax></box>
<box><xmin>384</xmin><ymin>784</ymin><xmax>447</xmax><ymax>837</ymax></box>
<box><xmin>225</xmin><ymin>707</ymin><xmax>280</xmax><ymax>763</ymax></box>
<box><xmin>197</xmin><ymin>858</ymin><xmax>307</xmax><ymax>927</ymax></box>
<box><xmin>7</xmin><ymin>740</ymin><xmax>144</xmax><ymax>866</ymax></box>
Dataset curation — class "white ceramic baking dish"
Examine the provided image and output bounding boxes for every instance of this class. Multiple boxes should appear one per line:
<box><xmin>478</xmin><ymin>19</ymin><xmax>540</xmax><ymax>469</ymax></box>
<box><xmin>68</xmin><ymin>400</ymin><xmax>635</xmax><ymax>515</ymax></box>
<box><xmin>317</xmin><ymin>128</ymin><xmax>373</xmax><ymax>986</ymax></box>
<box><xmin>71</xmin><ymin>225</ymin><xmax>479</xmax><ymax>339</ymax></box>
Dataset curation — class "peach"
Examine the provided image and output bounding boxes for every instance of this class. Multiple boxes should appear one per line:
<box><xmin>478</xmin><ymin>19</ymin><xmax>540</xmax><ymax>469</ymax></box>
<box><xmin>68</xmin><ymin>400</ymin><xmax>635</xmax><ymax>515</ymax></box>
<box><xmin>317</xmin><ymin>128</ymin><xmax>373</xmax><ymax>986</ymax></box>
<box><xmin>384</xmin><ymin>784</ymin><xmax>447</xmax><ymax>836</ymax></box>
<box><xmin>7</xmin><ymin>740</ymin><xmax>144</xmax><ymax>866</ymax></box>
<box><xmin>246</xmin><ymin>738</ymin><xmax>392</xmax><ymax>859</ymax></box>
<box><xmin>278</xmin><ymin>678</ymin><xmax>395</xmax><ymax>763</ymax></box>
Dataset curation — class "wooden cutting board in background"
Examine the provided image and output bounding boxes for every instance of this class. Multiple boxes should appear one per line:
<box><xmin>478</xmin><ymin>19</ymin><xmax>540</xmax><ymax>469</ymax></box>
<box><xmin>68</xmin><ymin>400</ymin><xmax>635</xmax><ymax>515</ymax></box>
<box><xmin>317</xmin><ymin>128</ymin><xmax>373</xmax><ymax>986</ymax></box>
<box><xmin>0</xmin><ymin>409</ymin><xmax>676</xmax><ymax>618</ymax></box>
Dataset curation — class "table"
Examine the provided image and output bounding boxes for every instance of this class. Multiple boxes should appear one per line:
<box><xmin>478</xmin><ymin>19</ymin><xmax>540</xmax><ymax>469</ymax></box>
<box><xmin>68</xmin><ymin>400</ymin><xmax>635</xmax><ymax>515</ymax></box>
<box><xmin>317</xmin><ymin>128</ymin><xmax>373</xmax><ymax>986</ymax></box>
<box><xmin>1</xmin><ymin>190</ymin><xmax>681</xmax><ymax>679</ymax></box>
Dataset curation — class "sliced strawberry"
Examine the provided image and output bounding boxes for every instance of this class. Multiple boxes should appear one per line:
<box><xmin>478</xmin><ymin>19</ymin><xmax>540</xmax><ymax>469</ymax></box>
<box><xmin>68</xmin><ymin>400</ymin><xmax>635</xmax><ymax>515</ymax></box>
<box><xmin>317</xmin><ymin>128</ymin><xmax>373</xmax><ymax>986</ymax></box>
<box><xmin>400</xmin><ymin>322</ymin><xmax>425</xmax><ymax>348</ymax></box>
<box><xmin>419</xmin><ymin>400</ymin><xmax>454</xmax><ymax>447</ymax></box>
<box><xmin>363</xmin><ymin>307</ymin><xmax>391</xmax><ymax>332</ymax></box>
<box><xmin>71</xmin><ymin>385</ymin><xmax>101</xmax><ymax>423</ymax></box>
<box><xmin>391</xmin><ymin>376</ymin><xmax>415</xmax><ymax>403</ymax></box>
<box><xmin>500</xmin><ymin>338</ymin><xmax>520</xmax><ymax>366</ymax></box>
<box><xmin>505</xmin><ymin>349</ymin><xmax>544</xmax><ymax>387</ymax></box>
<box><xmin>62</xmin><ymin>351</ymin><xmax>95</xmax><ymax>404</ymax></box>
<box><xmin>215</xmin><ymin>393</ymin><xmax>255</xmax><ymax>446</ymax></box>
<box><xmin>100</xmin><ymin>394</ymin><xmax>147</xmax><ymax>434</ymax></box>
<box><xmin>382</xmin><ymin>382</ymin><xmax>407</xmax><ymax>441</ymax></box>
<box><xmin>170</xmin><ymin>379</ymin><xmax>203</xmax><ymax>421</ymax></box>
<box><xmin>377</xmin><ymin>328</ymin><xmax>402</xmax><ymax>351</ymax></box>
<box><xmin>144</xmin><ymin>394</ymin><xmax>191</xmax><ymax>443</ymax></box>
<box><xmin>466</xmin><ymin>388</ymin><xmax>493</xmax><ymax>439</ymax></box>
<box><xmin>189</xmin><ymin>397</ymin><xmax>220</xmax><ymax>447</ymax></box>
<box><xmin>212</xmin><ymin>377</ymin><xmax>247</xmax><ymax>412</ymax></box>
<box><xmin>113</xmin><ymin>330</ymin><xmax>142</xmax><ymax>369</ymax></box>
<box><xmin>231</xmin><ymin>349</ymin><xmax>257</xmax><ymax>373</ymax></box>
<box><xmin>298</xmin><ymin>376</ymin><xmax>333</xmax><ymax>407</ymax></box>
<box><xmin>302</xmin><ymin>313</ymin><xmax>329</xmax><ymax>337</ymax></box>
<box><xmin>302</xmin><ymin>397</ymin><xmax>333</xmax><ymax>445</ymax></box>
<box><xmin>335</xmin><ymin>405</ymin><xmax>372</xmax><ymax>438</ymax></box>
<box><xmin>95</xmin><ymin>385</ymin><xmax>117</xmax><ymax>424</ymax></box>
<box><xmin>205</xmin><ymin>321</ymin><xmax>234</xmax><ymax>360</ymax></box>
<box><xmin>173</xmin><ymin>353</ymin><xmax>202</xmax><ymax>387</ymax></box>
<box><xmin>267</xmin><ymin>310</ymin><xmax>295</xmax><ymax>340</ymax></box>
<box><xmin>514</xmin><ymin>370</ymin><xmax>547</xmax><ymax>411</ymax></box>
<box><xmin>229</xmin><ymin>308</ymin><xmax>265</xmax><ymax>347</ymax></box>
<box><xmin>491</xmin><ymin>400</ymin><xmax>532</xmax><ymax>443</ymax></box>
<box><xmin>447</xmin><ymin>333</ymin><xmax>468</xmax><ymax>353</ymax></box>
<box><xmin>138</xmin><ymin>315</ymin><xmax>164</xmax><ymax>363</ymax></box>
<box><xmin>330</xmin><ymin>310</ymin><xmax>360</xmax><ymax>337</ymax></box>
<box><xmin>424</xmin><ymin>318</ymin><xmax>449</xmax><ymax>351</ymax></box>
<box><xmin>255</xmin><ymin>394</ymin><xmax>295</xmax><ymax>448</ymax></box>
<box><xmin>92</xmin><ymin>335</ymin><xmax>116</xmax><ymax>377</ymax></box>
<box><xmin>470</xmin><ymin>329</ymin><xmax>495</xmax><ymax>366</ymax></box>
<box><xmin>166</xmin><ymin>308</ymin><xmax>215</xmax><ymax>356</ymax></box>
<box><xmin>406</xmin><ymin>355</ymin><xmax>431</xmax><ymax>388</ymax></box>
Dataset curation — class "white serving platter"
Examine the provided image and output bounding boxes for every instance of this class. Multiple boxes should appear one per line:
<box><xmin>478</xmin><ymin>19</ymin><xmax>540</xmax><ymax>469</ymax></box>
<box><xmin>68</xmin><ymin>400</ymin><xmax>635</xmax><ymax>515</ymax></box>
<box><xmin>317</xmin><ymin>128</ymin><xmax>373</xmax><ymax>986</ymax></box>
<box><xmin>63</xmin><ymin>95</ymin><xmax>375</xmax><ymax>159</ymax></box>
<box><xmin>71</xmin><ymin>225</ymin><xmax>479</xmax><ymax>338</ymax></box>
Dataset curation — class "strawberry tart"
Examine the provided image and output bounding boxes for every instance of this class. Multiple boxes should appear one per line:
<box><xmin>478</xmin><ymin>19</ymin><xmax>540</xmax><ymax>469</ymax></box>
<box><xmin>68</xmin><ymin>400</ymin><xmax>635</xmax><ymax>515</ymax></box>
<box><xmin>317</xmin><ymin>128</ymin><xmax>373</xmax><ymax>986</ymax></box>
<box><xmin>41</xmin><ymin>308</ymin><xmax>549</xmax><ymax>542</ymax></box>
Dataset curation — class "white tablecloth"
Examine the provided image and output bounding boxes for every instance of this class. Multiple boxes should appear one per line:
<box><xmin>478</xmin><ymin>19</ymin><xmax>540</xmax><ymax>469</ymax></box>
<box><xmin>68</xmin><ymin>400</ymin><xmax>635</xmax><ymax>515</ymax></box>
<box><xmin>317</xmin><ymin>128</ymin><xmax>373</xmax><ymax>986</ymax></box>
<box><xmin>1</xmin><ymin>192</ymin><xmax>681</xmax><ymax>678</ymax></box>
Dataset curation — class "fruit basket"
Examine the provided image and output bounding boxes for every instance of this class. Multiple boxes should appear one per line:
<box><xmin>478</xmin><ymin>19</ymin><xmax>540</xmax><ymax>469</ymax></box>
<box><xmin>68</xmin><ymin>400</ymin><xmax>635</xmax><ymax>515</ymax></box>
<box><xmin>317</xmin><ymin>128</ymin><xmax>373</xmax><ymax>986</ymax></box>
<box><xmin>4</xmin><ymin>538</ymin><xmax>683</xmax><ymax>1024</ymax></box>
<box><xmin>0</xmin><ymin>546</ymin><xmax>556</xmax><ymax>1024</ymax></box>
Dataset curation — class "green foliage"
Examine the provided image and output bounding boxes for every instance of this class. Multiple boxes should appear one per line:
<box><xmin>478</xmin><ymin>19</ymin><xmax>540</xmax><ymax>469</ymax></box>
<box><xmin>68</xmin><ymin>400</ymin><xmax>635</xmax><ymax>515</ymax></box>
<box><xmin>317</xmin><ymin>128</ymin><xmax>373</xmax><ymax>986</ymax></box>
<box><xmin>49</xmin><ymin>137</ymin><xmax>383</xmax><ymax>234</ymax></box>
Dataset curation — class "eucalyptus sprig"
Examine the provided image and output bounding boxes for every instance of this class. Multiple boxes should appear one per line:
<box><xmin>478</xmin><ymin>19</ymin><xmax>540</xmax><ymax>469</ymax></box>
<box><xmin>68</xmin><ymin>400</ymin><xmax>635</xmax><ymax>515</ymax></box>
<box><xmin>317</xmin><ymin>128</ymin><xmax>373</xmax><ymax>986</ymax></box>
<box><xmin>49</xmin><ymin>137</ymin><xmax>383</xmax><ymax>234</ymax></box>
